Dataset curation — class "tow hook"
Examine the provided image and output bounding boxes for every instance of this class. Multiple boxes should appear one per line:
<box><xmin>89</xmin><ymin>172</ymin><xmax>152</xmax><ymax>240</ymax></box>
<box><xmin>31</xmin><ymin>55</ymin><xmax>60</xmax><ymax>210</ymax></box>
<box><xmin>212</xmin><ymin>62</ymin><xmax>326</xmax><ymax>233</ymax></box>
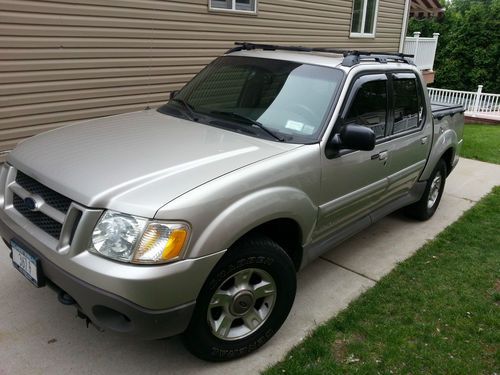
<box><xmin>57</xmin><ymin>290</ymin><xmax>76</xmax><ymax>305</ymax></box>
<box><xmin>55</xmin><ymin>290</ymin><xmax>104</xmax><ymax>332</ymax></box>
<box><xmin>76</xmin><ymin>310</ymin><xmax>104</xmax><ymax>332</ymax></box>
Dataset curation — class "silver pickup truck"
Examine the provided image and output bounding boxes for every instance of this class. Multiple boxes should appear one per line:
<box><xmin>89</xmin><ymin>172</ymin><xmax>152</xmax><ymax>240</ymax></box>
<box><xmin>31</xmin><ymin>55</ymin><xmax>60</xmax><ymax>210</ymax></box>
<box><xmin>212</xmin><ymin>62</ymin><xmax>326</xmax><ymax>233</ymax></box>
<box><xmin>0</xmin><ymin>43</ymin><xmax>464</xmax><ymax>361</ymax></box>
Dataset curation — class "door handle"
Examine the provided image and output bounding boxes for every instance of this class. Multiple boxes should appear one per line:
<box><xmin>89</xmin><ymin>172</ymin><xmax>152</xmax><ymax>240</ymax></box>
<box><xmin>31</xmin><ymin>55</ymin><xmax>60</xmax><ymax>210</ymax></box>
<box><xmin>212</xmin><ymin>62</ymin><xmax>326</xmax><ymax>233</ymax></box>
<box><xmin>371</xmin><ymin>150</ymin><xmax>388</xmax><ymax>161</ymax></box>
<box><xmin>378</xmin><ymin>151</ymin><xmax>388</xmax><ymax>161</ymax></box>
<box><xmin>421</xmin><ymin>136</ymin><xmax>428</xmax><ymax>144</ymax></box>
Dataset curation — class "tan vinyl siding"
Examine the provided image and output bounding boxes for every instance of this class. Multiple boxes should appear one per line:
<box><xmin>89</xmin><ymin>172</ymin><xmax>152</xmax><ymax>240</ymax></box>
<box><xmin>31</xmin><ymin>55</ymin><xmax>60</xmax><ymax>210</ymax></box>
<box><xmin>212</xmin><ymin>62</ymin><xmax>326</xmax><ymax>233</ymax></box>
<box><xmin>0</xmin><ymin>0</ymin><xmax>405</xmax><ymax>162</ymax></box>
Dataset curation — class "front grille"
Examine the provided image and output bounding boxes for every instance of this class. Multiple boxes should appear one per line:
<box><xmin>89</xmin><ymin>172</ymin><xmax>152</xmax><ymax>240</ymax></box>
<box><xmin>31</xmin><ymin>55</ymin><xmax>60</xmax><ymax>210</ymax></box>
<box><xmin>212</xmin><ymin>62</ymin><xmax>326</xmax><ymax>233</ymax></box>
<box><xmin>13</xmin><ymin>194</ymin><xmax>63</xmax><ymax>239</ymax></box>
<box><xmin>15</xmin><ymin>171</ymin><xmax>71</xmax><ymax>214</ymax></box>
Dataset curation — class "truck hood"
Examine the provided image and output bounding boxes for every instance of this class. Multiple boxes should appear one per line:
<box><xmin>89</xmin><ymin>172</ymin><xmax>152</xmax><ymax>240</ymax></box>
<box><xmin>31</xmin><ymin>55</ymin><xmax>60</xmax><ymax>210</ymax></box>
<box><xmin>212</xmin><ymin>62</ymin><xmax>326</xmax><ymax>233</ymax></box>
<box><xmin>8</xmin><ymin>110</ymin><xmax>300</xmax><ymax>217</ymax></box>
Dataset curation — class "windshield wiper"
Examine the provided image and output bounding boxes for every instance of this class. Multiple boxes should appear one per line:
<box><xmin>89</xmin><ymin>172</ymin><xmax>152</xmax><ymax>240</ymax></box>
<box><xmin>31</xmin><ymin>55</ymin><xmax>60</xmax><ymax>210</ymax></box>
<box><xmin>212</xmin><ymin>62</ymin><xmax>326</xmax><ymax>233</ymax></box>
<box><xmin>209</xmin><ymin>110</ymin><xmax>284</xmax><ymax>142</ymax></box>
<box><xmin>170</xmin><ymin>98</ymin><xmax>199</xmax><ymax>121</ymax></box>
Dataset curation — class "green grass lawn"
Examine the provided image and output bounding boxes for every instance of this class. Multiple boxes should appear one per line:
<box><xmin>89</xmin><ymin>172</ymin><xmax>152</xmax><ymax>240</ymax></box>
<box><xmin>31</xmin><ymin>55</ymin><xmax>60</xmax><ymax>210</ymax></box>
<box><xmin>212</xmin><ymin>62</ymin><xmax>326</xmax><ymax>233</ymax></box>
<box><xmin>265</xmin><ymin>187</ymin><xmax>500</xmax><ymax>375</ymax></box>
<box><xmin>461</xmin><ymin>124</ymin><xmax>500</xmax><ymax>164</ymax></box>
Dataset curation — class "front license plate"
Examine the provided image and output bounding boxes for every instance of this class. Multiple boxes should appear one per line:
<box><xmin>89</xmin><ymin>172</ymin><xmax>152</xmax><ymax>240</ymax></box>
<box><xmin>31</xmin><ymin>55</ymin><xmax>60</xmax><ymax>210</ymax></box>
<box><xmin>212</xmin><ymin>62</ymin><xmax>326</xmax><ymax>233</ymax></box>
<box><xmin>11</xmin><ymin>240</ymin><xmax>44</xmax><ymax>287</ymax></box>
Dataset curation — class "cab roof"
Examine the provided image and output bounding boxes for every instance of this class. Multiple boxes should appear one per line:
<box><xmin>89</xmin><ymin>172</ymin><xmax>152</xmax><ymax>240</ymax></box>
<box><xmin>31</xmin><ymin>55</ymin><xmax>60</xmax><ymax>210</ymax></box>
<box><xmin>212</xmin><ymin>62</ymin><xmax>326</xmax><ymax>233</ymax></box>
<box><xmin>225</xmin><ymin>42</ymin><xmax>415</xmax><ymax>71</ymax></box>
<box><xmin>227</xmin><ymin>49</ymin><xmax>346</xmax><ymax>69</ymax></box>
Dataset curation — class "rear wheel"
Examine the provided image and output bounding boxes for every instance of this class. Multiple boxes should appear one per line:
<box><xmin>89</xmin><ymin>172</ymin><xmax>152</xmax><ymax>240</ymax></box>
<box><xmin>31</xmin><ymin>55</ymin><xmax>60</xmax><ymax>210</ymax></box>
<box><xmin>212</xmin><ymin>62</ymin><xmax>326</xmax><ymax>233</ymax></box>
<box><xmin>183</xmin><ymin>235</ymin><xmax>296</xmax><ymax>361</ymax></box>
<box><xmin>405</xmin><ymin>159</ymin><xmax>447</xmax><ymax>221</ymax></box>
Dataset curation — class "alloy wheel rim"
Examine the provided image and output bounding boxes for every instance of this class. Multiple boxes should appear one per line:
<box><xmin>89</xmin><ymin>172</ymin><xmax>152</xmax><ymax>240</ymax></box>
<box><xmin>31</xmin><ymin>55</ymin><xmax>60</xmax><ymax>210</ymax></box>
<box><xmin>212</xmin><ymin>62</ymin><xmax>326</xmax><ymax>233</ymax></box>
<box><xmin>207</xmin><ymin>268</ymin><xmax>277</xmax><ymax>341</ymax></box>
<box><xmin>427</xmin><ymin>173</ymin><xmax>442</xmax><ymax>209</ymax></box>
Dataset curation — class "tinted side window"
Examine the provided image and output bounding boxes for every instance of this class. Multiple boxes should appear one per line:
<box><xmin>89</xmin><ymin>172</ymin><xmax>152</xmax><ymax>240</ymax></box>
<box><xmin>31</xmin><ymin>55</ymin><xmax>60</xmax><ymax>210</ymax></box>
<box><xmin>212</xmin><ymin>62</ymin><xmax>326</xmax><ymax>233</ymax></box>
<box><xmin>345</xmin><ymin>80</ymin><xmax>387</xmax><ymax>139</ymax></box>
<box><xmin>392</xmin><ymin>77</ymin><xmax>424</xmax><ymax>134</ymax></box>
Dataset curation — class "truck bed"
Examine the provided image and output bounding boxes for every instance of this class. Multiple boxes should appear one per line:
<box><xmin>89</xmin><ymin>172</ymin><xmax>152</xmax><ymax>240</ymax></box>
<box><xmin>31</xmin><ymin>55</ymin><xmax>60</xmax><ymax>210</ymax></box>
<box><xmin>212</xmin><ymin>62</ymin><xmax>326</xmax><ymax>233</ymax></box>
<box><xmin>429</xmin><ymin>102</ymin><xmax>465</xmax><ymax>174</ymax></box>
<box><xmin>431</xmin><ymin>102</ymin><xmax>465</xmax><ymax>120</ymax></box>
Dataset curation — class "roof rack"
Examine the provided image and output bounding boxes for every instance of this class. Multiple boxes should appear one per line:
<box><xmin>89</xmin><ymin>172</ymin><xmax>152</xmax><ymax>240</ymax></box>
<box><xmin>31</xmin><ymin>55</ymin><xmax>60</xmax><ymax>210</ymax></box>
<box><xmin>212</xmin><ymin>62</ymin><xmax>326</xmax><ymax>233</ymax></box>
<box><xmin>226</xmin><ymin>42</ymin><xmax>415</xmax><ymax>67</ymax></box>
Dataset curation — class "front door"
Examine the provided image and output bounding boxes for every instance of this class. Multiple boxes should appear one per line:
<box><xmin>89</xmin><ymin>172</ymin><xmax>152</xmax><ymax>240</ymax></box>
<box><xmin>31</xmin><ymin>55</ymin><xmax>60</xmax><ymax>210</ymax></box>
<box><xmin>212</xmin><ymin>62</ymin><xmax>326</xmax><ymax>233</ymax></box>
<box><xmin>315</xmin><ymin>73</ymin><xmax>391</xmax><ymax>240</ymax></box>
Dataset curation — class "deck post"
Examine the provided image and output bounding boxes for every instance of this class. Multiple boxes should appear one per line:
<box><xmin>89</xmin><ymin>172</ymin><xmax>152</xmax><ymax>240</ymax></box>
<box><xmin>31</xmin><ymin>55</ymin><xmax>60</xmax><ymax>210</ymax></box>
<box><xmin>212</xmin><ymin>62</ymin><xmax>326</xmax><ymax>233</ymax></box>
<box><xmin>473</xmin><ymin>85</ymin><xmax>483</xmax><ymax>113</ymax></box>
<box><xmin>430</xmin><ymin>33</ymin><xmax>440</xmax><ymax>70</ymax></box>
<box><xmin>413</xmin><ymin>32</ymin><xmax>421</xmax><ymax>65</ymax></box>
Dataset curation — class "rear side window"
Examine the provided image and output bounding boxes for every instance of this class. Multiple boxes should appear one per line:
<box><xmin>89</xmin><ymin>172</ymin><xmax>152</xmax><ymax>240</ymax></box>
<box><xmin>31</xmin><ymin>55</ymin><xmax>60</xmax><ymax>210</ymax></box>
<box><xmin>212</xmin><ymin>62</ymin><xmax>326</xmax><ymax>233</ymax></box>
<box><xmin>392</xmin><ymin>75</ymin><xmax>424</xmax><ymax>134</ymax></box>
<box><xmin>344</xmin><ymin>79</ymin><xmax>387</xmax><ymax>139</ymax></box>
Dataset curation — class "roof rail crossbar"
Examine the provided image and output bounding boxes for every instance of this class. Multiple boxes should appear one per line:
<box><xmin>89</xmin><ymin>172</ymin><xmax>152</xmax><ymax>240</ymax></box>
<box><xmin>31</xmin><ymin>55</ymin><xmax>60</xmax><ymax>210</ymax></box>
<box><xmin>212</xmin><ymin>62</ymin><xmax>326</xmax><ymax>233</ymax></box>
<box><xmin>227</xmin><ymin>42</ymin><xmax>415</xmax><ymax>67</ymax></box>
<box><xmin>226</xmin><ymin>42</ymin><xmax>316</xmax><ymax>54</ymax></box>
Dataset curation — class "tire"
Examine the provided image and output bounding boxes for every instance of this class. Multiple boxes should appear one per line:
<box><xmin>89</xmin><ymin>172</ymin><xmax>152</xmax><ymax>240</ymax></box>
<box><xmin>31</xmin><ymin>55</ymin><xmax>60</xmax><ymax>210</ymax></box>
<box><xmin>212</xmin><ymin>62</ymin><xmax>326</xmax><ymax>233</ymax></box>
<box><xmin>405</xmin><ymin>159</ymin><xmax>447</xmax><ymax>221</ymax></box>
<box><xmin>183</xmin><ymin>234</ymin><xmax>296</xmax><ymax>362</ymax></box>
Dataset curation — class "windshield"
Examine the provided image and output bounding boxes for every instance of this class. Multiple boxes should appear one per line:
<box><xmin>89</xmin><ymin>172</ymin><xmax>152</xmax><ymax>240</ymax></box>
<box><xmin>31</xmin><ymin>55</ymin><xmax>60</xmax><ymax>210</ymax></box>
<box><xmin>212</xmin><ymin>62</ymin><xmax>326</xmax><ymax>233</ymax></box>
<box><xmin>158</xmin><ymin>56</ymin><xmax>344</xmax><ymax>143</ymax></box>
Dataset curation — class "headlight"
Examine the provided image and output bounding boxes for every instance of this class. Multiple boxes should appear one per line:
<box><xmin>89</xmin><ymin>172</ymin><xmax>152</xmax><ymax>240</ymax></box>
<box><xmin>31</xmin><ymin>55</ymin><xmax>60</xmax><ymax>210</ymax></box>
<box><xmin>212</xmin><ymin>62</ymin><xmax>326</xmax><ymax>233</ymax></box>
<box><xmin>90</xmin><ymin>210</ymin><xmax>190</xmax><ymax>264</ymax></box>
<box><xmin>91</xmin><ymin>211</ymin><xmax>147</xmax><ymax>262</ymax></box>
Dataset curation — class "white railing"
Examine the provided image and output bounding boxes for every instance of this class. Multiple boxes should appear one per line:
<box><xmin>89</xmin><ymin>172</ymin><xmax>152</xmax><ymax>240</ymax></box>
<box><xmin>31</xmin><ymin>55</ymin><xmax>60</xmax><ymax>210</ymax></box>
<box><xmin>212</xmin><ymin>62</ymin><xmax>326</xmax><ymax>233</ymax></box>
<box><xmin>428</xmin><ymin>85</ymin><xmax>500</xmax><ymax>121</ymax></box>
<box><xmin>403</xmin><ymin>32</ymin><xmax>440</xmax><ymax>71</ymax></box>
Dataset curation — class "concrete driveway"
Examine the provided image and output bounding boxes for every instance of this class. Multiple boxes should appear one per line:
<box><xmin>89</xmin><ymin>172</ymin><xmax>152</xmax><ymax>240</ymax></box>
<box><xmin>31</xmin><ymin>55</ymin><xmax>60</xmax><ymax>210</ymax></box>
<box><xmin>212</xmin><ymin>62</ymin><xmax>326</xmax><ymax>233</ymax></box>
<box><xmin>1</xmin><ymin>158</ymin><xmax>499</xmax><ymax>375</ymax></box>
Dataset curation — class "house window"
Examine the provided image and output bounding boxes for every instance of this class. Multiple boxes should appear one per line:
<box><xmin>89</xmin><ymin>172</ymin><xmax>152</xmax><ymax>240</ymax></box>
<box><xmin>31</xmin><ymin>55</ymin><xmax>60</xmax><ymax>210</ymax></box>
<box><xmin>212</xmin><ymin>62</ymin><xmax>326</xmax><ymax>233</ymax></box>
<box><xmin>350</xmin><ymin>0</ymin><xmax>379</xmax><ymax>37</ymax></box>
<box><xmin>210</xmin><ymin>0</ymin><xmax>257</xmax><ymax>13</ymax></box>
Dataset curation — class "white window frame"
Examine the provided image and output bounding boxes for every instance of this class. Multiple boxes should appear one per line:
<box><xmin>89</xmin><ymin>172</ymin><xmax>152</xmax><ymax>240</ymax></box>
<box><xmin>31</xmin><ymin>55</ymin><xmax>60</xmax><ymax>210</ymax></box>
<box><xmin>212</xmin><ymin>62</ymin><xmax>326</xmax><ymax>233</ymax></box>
<box><xmin>350</xmin><ymin>0</ymin><xmax>379</xmax><ymax>38</ymax></box>
<box><xmin>209</xmin><ymin>0</ymin><xmax>258</xmax><ymax>14</ymax></box>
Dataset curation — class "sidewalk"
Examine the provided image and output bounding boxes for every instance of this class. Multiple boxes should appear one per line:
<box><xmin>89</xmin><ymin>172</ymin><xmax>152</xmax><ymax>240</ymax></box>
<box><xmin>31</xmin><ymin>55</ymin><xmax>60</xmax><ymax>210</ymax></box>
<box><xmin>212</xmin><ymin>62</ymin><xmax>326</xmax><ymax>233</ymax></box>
<box><xmin>0</xmin><ymin>158</ymin><xmax>499</xmax><ymax>375</ymax></box>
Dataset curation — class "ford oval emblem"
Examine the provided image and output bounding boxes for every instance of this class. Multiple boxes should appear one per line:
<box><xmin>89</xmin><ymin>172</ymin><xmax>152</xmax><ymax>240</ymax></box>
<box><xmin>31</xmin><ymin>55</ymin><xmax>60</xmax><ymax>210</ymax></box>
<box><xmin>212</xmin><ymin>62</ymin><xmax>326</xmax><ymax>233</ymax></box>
<box><xmin>24</xmin><ymin>197</ymin><xmax>38</xmax><ymax>212</ymax></box>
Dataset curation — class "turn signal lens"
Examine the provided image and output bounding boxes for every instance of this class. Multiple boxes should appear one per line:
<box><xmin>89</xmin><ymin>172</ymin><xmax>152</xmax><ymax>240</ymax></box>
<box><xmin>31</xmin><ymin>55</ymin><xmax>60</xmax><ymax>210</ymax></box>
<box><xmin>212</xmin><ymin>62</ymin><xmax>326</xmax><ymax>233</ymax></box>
<box><xmin>162</xmin><ymin>228</ymin><xmax>188</xmax><ymax>260</ymax></box>
<box><xmin>132</xmin><ymin>223</ymin><xmax>189</xmax><ymax>264</ymax></box>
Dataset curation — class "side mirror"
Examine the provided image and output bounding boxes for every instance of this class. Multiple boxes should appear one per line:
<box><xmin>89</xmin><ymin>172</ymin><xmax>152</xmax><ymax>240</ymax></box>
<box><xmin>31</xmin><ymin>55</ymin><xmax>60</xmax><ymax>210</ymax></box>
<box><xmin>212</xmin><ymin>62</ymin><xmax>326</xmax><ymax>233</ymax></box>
<box><xmin>169</xmin><ymin>90</ymin><xmax>179</xmax><ymax>100</ymax></box>
<box><xmin>329</xmin><ymin>124</ymin><xmax>376</xmax><ymax>153</ymax></box>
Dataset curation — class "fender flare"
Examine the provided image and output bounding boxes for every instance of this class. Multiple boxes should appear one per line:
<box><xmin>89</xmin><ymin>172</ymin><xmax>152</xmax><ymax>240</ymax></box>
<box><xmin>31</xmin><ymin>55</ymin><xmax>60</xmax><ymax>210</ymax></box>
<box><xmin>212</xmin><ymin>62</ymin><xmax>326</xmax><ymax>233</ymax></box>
<box><xmin>188</xmin><ymin>186</ymin><xmax>318</xmax><ymax>258</ymax></box>
<box><xmin>420</xmin><ymin>129</ymin><xmax>457</xmax><ymax>181</ymax></box>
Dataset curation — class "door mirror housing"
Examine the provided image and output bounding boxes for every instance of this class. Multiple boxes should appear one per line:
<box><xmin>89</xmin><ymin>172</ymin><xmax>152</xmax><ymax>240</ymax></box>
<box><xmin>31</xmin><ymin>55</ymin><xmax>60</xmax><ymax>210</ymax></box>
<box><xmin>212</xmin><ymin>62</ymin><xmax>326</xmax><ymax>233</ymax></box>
<box><xmin>169</xmin><ymin>90</ymin><xmax>179</xmax><ymax>100</ymax></box>
<box><xmin>329</xmin><ymin>124</ymin><xmax>376</xmax><ymax>154</ymax></box>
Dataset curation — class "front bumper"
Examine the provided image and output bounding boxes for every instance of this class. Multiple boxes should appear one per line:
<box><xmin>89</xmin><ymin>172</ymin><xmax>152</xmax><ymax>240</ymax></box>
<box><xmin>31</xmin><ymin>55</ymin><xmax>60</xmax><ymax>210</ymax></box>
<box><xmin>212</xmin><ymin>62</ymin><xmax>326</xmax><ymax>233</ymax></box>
<box><xmin>1</xmin><ymin>219</ymin><xmax>202</xmax><ymax>339</ymax></box>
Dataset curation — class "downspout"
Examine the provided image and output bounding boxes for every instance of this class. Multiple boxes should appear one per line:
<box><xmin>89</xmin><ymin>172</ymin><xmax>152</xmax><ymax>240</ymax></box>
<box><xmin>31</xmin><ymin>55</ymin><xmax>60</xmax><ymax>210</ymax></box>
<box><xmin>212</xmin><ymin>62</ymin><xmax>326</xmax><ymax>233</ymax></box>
<box><xmin>398</xmin><ymin>0</ymin><xmax>412</xmax><ymax>52</ymax></box>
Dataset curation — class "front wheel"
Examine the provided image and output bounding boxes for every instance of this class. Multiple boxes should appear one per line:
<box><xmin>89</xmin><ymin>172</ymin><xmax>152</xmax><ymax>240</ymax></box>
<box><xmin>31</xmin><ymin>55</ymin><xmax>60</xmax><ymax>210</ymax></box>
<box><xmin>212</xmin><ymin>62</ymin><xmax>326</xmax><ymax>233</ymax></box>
<box><xmin>183</xmin><ymin>235</ymin><xmax>296</xmax><ymax>361</ymax></box>
<box><xmin>405</xmin><ymin>159</ymin><xmax>447</xmax><ymax>221</ymax></box>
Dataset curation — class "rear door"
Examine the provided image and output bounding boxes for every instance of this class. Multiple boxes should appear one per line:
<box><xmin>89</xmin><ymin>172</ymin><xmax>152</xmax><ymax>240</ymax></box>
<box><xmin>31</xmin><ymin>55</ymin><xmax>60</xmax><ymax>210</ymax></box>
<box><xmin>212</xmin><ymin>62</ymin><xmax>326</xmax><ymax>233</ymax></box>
<box><xmin>380</xmin><ymin>72</ymin><xmax>432</xmax><ymax>204</ymax></box>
